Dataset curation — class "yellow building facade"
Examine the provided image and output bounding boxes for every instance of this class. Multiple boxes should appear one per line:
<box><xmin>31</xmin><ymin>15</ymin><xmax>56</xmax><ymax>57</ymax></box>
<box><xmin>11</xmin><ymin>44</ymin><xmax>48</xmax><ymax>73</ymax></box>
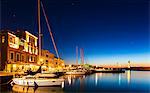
<box><xmin>0</xmin><ymin>29</ymin><xmax>39</xmax><ymax>72</ymax></box>
<box><xmin>41</xmin><ymin>49</ymin><xmax>65</xmax><ymax>71</ymax></box>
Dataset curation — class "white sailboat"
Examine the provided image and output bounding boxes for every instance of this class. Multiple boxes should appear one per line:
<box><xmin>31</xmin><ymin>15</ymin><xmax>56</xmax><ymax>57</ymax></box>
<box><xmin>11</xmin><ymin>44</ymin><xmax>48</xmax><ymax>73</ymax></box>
<box><xmin>12</xmin><ymin>75</ymin><xmax>64</xmax><ymax>87</ymax></box>
<box><xmin>65</xmin><ymin>47</ymin><xmax>87</xmax><ymax>75</ymax></box>
<box><xmin>11</xmin><ymin>0</ymin><xmax>64</xmax><ymax>87</ymax></box>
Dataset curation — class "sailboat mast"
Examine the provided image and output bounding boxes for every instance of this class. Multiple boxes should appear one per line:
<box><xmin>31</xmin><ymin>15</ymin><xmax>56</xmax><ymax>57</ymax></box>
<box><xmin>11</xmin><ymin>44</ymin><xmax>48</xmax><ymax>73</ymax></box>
<box><xmin>80</xmin><ymin>48</ymin><xmax>84</xmax><ymax>65</ymax></box>
<box><xmin>82</xmin><ymin>48</ymin><xmax>84</xmax><ymax>65</ymax></box>
<box><xmin>41</xmin><ymin>2</ymin><xmax>60</xmax><ymax>58</ymax></box>
<box><xmin>76</xmin><ymin>46</ymin><xmax>78</xmax><ymax>65</ymax></box>
<box><xmin>38</xmin><ymin>0</ymin><xmax>41</xmax><ymax>64</ymax></box>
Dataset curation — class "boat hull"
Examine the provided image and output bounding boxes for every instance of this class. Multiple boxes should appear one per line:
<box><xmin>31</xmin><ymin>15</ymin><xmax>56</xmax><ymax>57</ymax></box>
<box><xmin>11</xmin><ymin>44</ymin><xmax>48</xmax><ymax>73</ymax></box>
<box><xmin>12</xmin><ymin>78</ymin><xmax>64</xmax><ymax>87</ymax></box>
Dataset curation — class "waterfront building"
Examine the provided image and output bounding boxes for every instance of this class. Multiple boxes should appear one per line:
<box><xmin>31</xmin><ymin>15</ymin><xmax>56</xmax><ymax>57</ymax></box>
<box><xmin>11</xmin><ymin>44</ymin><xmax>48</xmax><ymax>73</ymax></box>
<box><xmin>40</xmin><ymin>49</ymin><xmax>55</xmax><ymax>70</ymax></box>
<box><xmin>40</xmin><ymin>49</ymin><xmax>65</xmax><ymax>71</ymax></box>
<box><xmin>53</xmin><ymin>57</ymin><xmax>65</xmax><ymax>69</ymax></box>
<box><xmin>0</xmin><ymin>29</ymin><xmax>39</xmax><ymax>72</ymax></box>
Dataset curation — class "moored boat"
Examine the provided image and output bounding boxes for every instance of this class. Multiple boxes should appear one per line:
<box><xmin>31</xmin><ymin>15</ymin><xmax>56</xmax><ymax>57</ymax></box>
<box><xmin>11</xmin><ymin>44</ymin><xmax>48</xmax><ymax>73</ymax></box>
<box><xmin>12</xmin><ymin>85</ymin><xmax>64</xmax><ymax>93</ymax></box>
<box><xmin>65</xmin><ymin>70</ymin><xmax>86</xmax><ymax>75</ymax></box>
<box><xmin>11</xmin><ymin>75</ymin><xmax>64</xmax><ymax>87</ymax></box>
<box><xmin>95</xmin><ymin>68</ymin><xmax>125</xmax><ymax>73</ymax></box>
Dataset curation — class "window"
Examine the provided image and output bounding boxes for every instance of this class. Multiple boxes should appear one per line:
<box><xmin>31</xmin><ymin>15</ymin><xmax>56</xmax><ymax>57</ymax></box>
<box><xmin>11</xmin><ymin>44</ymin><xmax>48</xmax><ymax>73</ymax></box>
<box><xmin>31</xmin><ymin>47</ymin><xmax>33</xmax><ymax>53</ymax></box>
<box><xmin>21</xmin><ymin>55</ymin><xmax>24</xmax><ymax>61</ymax></box>
<box><xmin>9</xmin><ymin>36</ymin><xmax>15</xmax><ymax>44</ymax></box>
<box><xmin>46</xmin><ymin>54</ymin><xmax>48</xmax><ymax>57</ymax></box>
<box><xmin>16</xmin><ymin>54</ymin><xmax>20</xmax><ymax>61</ymax></box>
<box><xmin>31</xmin><ymin>56</ymin><xmax>33</xmax><ymax>61</ymax></box>
<box><xmin>20</xmin><ymin>39</ymin><xmax>24</xmax><ymax>46</ymax></box>
<box><xmin>27</xmin><ymin>55</ymin><xmax>29</xmax><ymax>62</ymax></box>
<box><xmin>10</xmin><ymin>52</ymin><xmax>14</xmax><ymax>60</ymax></box>
<box><xmin>28</xmin><ymin>46</ymin><xmax>30</xmax><ymax>52</ymax></box>
<box><xmin>2</xmin><ymin>36</ymin><xmax>5</xmax><ymax>43</ymax></box>
<box><xmin>33</xmin><ymin>49</ymin><xmax>36</xmax><ymax>54</ymax></box>
<box><xmin>34</xmin><ymin>57</ymin><xmax>36</xmax><ymax>61</ymax></box>
<box><xmin>29</xmin><ymin>37</ymin><xmax>31</xmax><ymax>42</ymax></box>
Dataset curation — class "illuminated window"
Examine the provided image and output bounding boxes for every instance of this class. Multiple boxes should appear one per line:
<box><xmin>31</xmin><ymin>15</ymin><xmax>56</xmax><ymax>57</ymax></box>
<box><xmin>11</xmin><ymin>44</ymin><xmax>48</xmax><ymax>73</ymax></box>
<box><xmin>9</xmin><ymin>36</ymin><xmax>15</xmax><ymax>44</ymax></box>
<box><xmin>34</xmin><ymin>49</ymin><xmax>36</xmax><ymax>54</ymax></box>
<box><xmin>28</xmin><ymin>46</ymin><xmax>29</xmax><ymax>52</ymax></box>
<box><xmin>2</xmin><ymin>36</ymin><xmax>5</xmax><ymax>43</ymax></box>
<box><xmin>20</xmin><ymin>39</ymin><xmax>24</xmax><ymax>46</ymax></box>
<box><xmin>31</xmin><ymin>47</ymin><xmax>32</xmax><ymax>52</ymax></box>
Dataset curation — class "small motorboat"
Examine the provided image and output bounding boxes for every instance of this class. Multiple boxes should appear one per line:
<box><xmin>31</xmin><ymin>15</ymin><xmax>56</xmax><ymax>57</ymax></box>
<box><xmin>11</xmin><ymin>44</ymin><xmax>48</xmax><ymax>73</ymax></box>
<box><xmin>11</xmin><ymin>75</ymin><xmax>64</xmax><ymax>87</ymax></box>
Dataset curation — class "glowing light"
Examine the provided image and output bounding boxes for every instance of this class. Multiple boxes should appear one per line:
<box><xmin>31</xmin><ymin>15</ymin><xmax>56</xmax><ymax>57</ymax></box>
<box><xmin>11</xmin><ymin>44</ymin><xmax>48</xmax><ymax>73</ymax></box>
<box><xmin>62</xmin><ymin>81</ymin><xmax>64</xmax><ymax>88</ymax></box>
<box><xmin>95</xmin><ymin>73</ymin><xmax>98</xmax><ymax>86</ymax></box>
<box><xmin>68</xmin><ymin>76</ymin><xmax>72</xmax><ymax>85</ymax></box>
<box><xmin>69</xmin><ymin>65</ymin><xmax>72</xmax><ymax>67</ymax></box>
<box><xmin>127</xmin><ymin>70</ymin><xmax>131</xmax><ymax>84</ymax></box>
<box><xmin>2</xmin><ymin>36</ymin><xmax>5</xmax><ymax>43</ymax></box>
<box><xmin>25</xmin><ymin>31</ymin><xmax>38</xmax><ymax>39</ymax></box>
<box><xmin>40</xmin><ymin>58</ymin><xmax>43</xmax><ymax>62</ymax></box>
<box><xmin>118</xmin><ymin>74</ymin><xmax>121</xmax><ymax>85</ymax></box>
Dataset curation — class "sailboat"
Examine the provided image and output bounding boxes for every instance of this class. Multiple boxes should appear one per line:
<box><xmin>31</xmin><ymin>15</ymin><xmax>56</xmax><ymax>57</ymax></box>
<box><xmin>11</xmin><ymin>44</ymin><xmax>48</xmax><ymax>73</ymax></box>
<box><xmin>12</xmin><ymin>75</ymin><xmax>64</xmax><ymax>87</ymax></box>
<box><xmin>11</xmin><ymin>0</ymin><xmax>64</xmax><ymax>87</ymax></box>
<box><xmin>65</xmin><ymin>47</ymin><xmax>86</xmax><ymax>75</ymax></box>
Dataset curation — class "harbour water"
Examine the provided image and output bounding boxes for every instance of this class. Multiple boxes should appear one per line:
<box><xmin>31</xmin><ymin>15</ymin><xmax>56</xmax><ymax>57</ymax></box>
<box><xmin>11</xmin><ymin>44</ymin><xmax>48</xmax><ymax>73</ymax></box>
<box><xmin>1</xmin><ymin>71</ymin><xmax>150</xmax><ymax>93</ymax></box>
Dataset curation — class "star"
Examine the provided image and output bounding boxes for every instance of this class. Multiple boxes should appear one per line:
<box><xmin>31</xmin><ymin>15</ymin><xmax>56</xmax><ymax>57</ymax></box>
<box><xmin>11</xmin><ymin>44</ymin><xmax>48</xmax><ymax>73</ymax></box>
<box><xmin>13</xmin><ymin>14</ymin><xmax>16</xmax><ymax>17</ymax></box>
<box><xmin>72</xmin><ymin>3</ymin><xmax>75</xmax><ymax>6</ymax></box>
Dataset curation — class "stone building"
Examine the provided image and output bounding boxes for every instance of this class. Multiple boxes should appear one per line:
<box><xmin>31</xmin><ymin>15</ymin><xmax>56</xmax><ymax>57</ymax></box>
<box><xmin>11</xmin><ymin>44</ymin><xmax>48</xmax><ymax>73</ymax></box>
<box><xmin>0</xmin><ymin>29</ymin><xmax>39</xmax><ymax>72</ymax></box>
<box><xmin>41</xmin><ymin>49</ymin><xmax>65</xmax><ymax>71</ymax></box>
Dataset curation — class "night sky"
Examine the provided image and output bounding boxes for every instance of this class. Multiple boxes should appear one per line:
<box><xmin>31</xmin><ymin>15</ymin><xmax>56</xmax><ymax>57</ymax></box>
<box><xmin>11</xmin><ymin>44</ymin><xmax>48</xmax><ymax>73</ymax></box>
<box><xmin>1</xmin><ymin>0</ymin><xmax>149</xmax><ymax>65</ymax></box>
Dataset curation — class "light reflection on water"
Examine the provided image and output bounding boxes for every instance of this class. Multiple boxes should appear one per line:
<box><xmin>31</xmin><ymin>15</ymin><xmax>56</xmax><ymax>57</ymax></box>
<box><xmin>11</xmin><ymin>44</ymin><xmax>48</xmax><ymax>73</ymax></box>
<box><xmin>127</xmin><ymin>70</ymin><xmax>131</xmax><ymax>84</ymax></box>
<box><xmin>12</xmin><ymin>85</ymin><xmax>64</xmax><ymax>93</ymax></box>
<box><xmin>1</xmin><ymin>71</ymin><xmax>150</xmax><ymax>93</ymax></box>
<box><xmin>63</xmin><ymin>71</ymin><xmax>150</xmax><ymax>92</ymax></box>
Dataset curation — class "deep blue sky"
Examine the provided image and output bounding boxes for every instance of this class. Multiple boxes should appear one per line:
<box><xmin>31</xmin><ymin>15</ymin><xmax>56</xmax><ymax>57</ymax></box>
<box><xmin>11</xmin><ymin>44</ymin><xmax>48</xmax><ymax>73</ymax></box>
<box><xmin>1</xmin><ymin>0</ymin><xmax>149</xmax><ymax>64</ymax></box>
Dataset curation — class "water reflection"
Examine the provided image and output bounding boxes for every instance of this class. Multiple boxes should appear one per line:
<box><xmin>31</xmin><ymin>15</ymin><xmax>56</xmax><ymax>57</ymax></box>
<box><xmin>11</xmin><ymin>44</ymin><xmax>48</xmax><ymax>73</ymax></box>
<box><xmin>127</xmin><ymin>70</ymin><xmax>131</xmax><ymax>84</ymax></box>
<box><xmin>12</xmin><ymin>85</ymin><xmax>64</xmax><ymax>93</ymax></box>
<box><xmin>118</xmin><ymin>73</ymin><xmax>121</xmax><ymax>85</ymax></box>
<box><xmin>95</xmin><ymin>73</ymin><xmax>98</xmax><ymax>86</ymax></box>
<box><xmin>2</xmin><ymin>71</ymin><xmax>150</xmax><ymax>93</ymax></box>
<box><xmin>95</xmin><ymin>73</ymin><xmax>102</xmax><ymax>86</ymax></box>
<box><xmin>63</xmin><ymin>75</ymin><xmax>86</xmax><ymax>85</ymax></box>
<box><xmin>67</xmin><ymin>75</ymin><xmax>72</xmax><ymax>85</ymax></box>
